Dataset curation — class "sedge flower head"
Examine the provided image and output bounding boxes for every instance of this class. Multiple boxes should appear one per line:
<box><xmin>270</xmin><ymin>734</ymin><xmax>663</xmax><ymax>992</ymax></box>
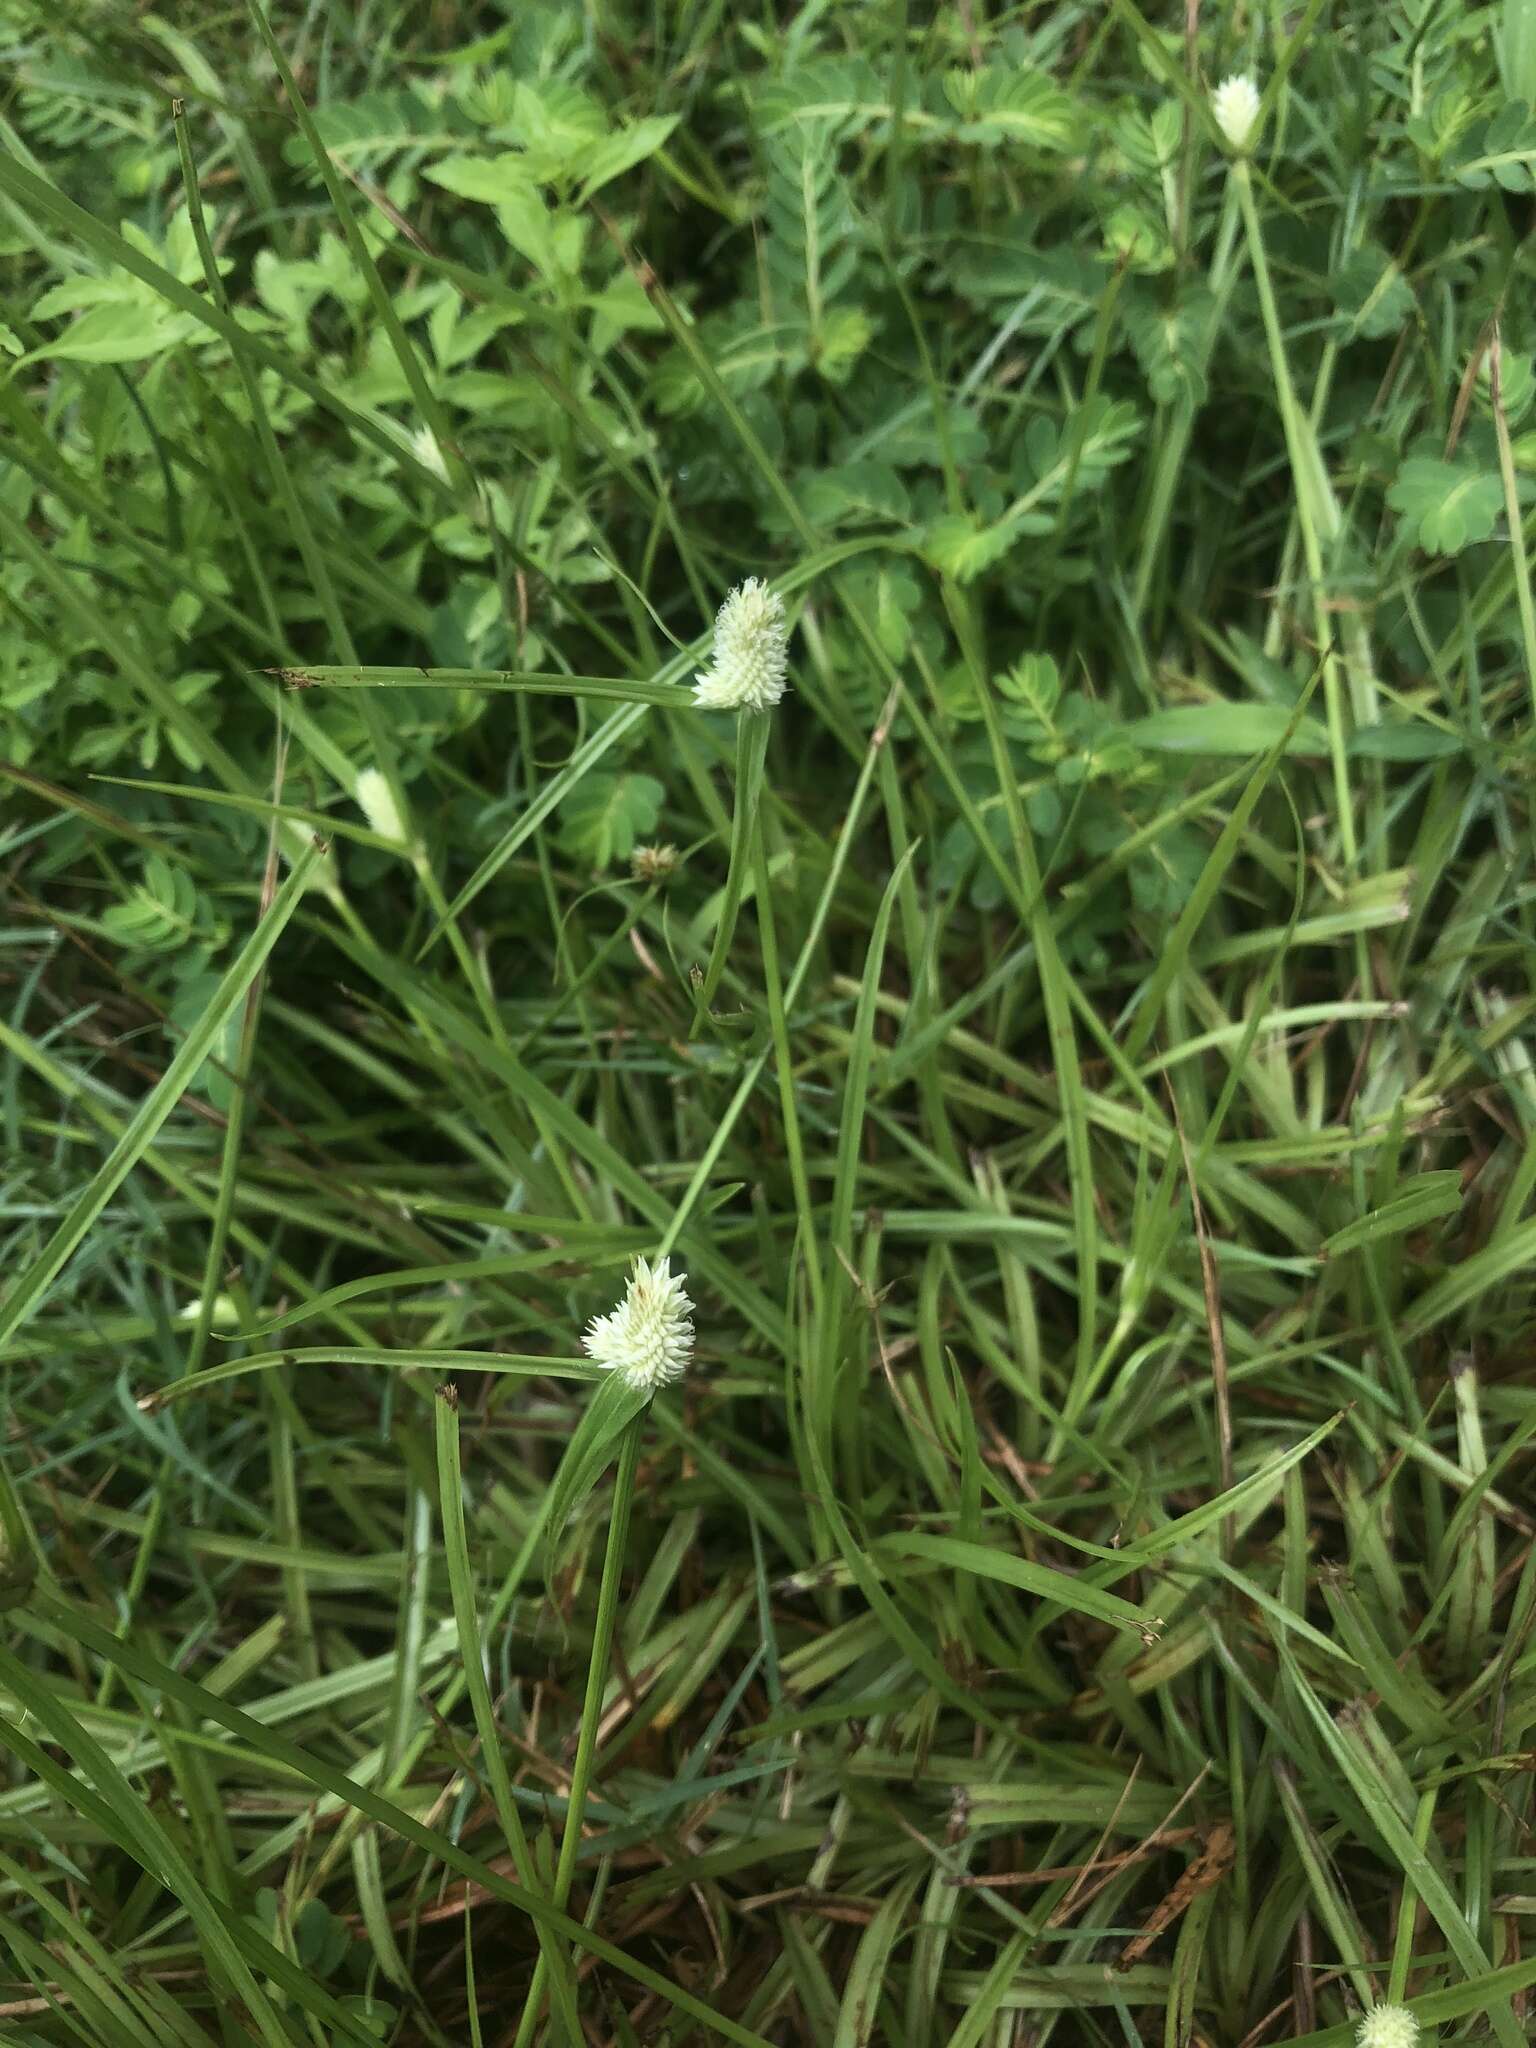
<box><xmin>582</xmin><ymin>1256</ymin><xmax>695</xmax><ymax>1392</ymax></box>
<box><xmin>692</xmin><ymin>578</ymin><xmax>789</xmax><ymax>715</ymax></box>
<box><xmin>1212</xmin><ymin>74</ymin><xmax>1262</xmax><ymax>153</ymax></box>
<box><xmin>1356</xmin><ymin>2007</ymin><xmax>1419</xmax><ymax>2048</ymax></box>
<box><xmin>411</xmin><ymin>424</ymin><xmax>450</xmax><ymax>484</ymax></box>
<box><xmin>631</xmin><ymin>842</ymin><xmax>680</xmax><ymax>883</ymax></box>
<box><xmin>355</xmin><ymin>768</ymin><xmax>407</xmax><ymax>845</ymax></box>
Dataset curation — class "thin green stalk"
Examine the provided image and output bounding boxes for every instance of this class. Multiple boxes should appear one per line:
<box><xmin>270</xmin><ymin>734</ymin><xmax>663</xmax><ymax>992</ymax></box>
<box><xmin>945</xmin><ymin>584</ymin><xmax>1098</xmax><ymax>1411</ymax></box>
<box><xmin>435</xmin><ymin>1390</ymin><xmax>581</xmax><ymax>2044</ymax></box>
<box><xmin>1051</xmin><ymin>258</ymin><xmax>1128</xmax><ymax>539</ymax></box>
<box><xmin>264</xmin><ymin>1373</ymin><xmax>316</xmax><ymax>1680</ymax></box>
<box><xmin>694</xmin><ymin>713</ymin><xmax>769</xmax><ymax>1028</ymax></box>
<box><xmin>751</xmin><ymin>828</ymin><xmax>824</xmax><ymax>1320</ymax></box>
<box><xmin>1388</xmin><ymin>1790</ymin><xmax>1436</xmax><ymax>2004</ymax></box>
<box><xmin>1133</xmin><ymin>181</ymin><xmax>1243</xmax><ymax>620</ymax></box>
<box><xmin>1232</xmin><ymin>162</ymin><xmax>1359</xmax><ymax>876</ymax></box>
<box><xmin>172</xmin><ymin>101</ymin><xmax>357</xmax><ymax>671</ymax></box>
<box><xmin>0</xmin><ymin>1464</ymin><xmax>37</xmax><ymax>1613</ymax></box>
<box><xmin>96</xmin><ymin>767</ymin><xmax>292</xmax><ymax>1714</ymax></box>
<box><xmin>0</xmin><ymin>844</ymin><xmax>321</xmax><ymax>1353</ymax></box>
<box><xmin>1490</xmin><ymin>326</ymin><xmax>1536</xmax><ymax>724</ymax></box>
<box><xmin>882</xmin><ymin>0</ymin><xmax>911</xmax><ymax>251</ymax></box>
<box><xmin>178</xmin><ymin>95</ymin><xmax>504</xmax><ymax>1049</ymax></box>
<box><xmin>512</xmin><ymin>1414</ymin><xmax>644</xmax><ymax>2048</ymax></box>
<box><xmin>30</xmin><ymin>1596</ymin><xmax>778</xmax><ymax>2048</ymax></box>
<box><xmin>244</xmin><ymin>0</ymin><xmax>464</xmax><ymax>496</ymax></box>
<box><xmin>657</xmin><ymin>703</ymin><xmax>890</xmax><ymax>1260</ymax></box>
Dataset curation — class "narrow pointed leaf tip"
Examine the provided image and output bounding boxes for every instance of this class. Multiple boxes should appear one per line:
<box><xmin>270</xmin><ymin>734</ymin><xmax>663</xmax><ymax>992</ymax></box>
<box><xmin>1357</xmin><ymin>2008</ymin><xmax>1420</xmax><ymax>2048</ymax></box>
<box><xmin>1212</xmin><ymin>74</ymin><xmax>1262</xmax><ymax>152</ymax></box>
<box><xmin>692</xmin><ymin>577</ymin><xmax>790</xmax><ymax>714</ymax></box>
<box><xmin>582</xmin><ymin>1256</ymin><xmax>695</xmax><ymax>1391</ymax></box>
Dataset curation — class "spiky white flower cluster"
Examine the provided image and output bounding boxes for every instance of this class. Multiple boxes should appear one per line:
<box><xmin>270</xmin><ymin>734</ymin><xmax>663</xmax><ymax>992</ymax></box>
<box><xmin>582</xmin><ymin>1257</ymin><xmax>695</xmax><ymax>1392</ymax></box>
<box><xmin>631</xmin><ymin>842</ymin><xmax>680</xmax><ymax>883</ymax></box>
<box><xmin>1356</xmin><ymin>2006</ymin><xmax>1420</xmax><ymax>2048</ymax></box>
<box><xmin>1212</xmin><ymin>74</ymin><xmax>1262</xmax><ymax>153</ymax></box>
<box><xmin>692</xmin><ymin>578</ymin><xmax>789</xmax><ymax>715</ymax></box>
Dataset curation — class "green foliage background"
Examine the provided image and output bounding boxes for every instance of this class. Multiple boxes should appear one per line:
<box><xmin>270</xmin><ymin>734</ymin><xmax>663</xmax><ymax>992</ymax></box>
<box><xmin>0</xmin><ymin>0</ymin><xmax>1534</xmax><ymax>2043</ymax></box>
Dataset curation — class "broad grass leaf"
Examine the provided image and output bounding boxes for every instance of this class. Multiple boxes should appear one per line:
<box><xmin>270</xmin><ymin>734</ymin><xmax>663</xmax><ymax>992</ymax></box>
<box><xmin>883</xmin><ymin>1531</ymin><xmax>1159</xmax><ymax>1636</ymax></box>
<box><xmin>1500</xmin><ymin>0</ymin><xmax>1536</xmax><ymax>101</ymax></box>
<box><xmin>1124</xmin><ymin>704</ymin><xmax>1331</xmax><ymax>755</ymax></box>
<box><xmin>1322</xmin><ymin>1171</ymin><xmax>1463</xmax><ymax>1256</ymax></box>
<box><xmin>544</xmin><ymin>1371</ymin><xmax>650</xmax><ymax>1566</ymax></box>
<box><xmin>1350</xmin><ymin>723</ymin><xmax>1465</xmax><ymax>760</ymax></box>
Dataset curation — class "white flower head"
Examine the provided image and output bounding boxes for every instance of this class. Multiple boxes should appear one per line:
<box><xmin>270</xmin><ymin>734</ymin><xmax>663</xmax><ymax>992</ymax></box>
<box><xmin>176</xmin><ymin>1294</ymin><xmax>240</xmax><ymax>1329</ymax></box>
<box><xmin>1356</xmin><ymin>2007</ymin><xmax>1420</xmax><ymax>2048</ymax></box>
<box><xmin>582</xmin><ymin>1256</ymin><xmax>695</xmax><ymax>1392</ymax></box>
<box><xmin>355</xmin><ymin>767</ymin><xmax>407</xmax><ymax>845</ymax></box>
<box><xmin>277</xmin><ymin>820</ymin><xmax>342</xmax><ymax>901</ymax></box>
<box><xmin>631</xmin><ymin>842</ymin><xmax>680</xmax><ymax>883</ymax></box>
<box><xmin>1212</xmin><ymin>73</ymin><xmax>1262</xmax><ymax>153</ymax></box>
<box><xmin>410</xmin><ymin>424</ymin><xmax>450</xmax><ymax>484</ymax></box>
<box><xmin>692</xmin><ymin>577</ymin><xmax>789</xmax><ymax>715</ymax></box>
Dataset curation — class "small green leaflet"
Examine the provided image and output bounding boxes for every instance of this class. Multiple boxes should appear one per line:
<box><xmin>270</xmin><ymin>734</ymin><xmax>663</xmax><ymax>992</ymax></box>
<box><xmin>1387</xmin><ymin>457</ymin><xmax>1502</xmax><ymax>555</ymax></box>
<box><xmin>99</xmin><ymin>853</ymin><xmax>219</xmax><ymax>954</ymax></box>
<box><xmin>278</xmin><ymin>85</ymin><xmax>448</xmax><ymax>168</ymax></box>
<box><xmin>1123</xmin><ymin>285</ymin><xmax>1215</xmax><ymax>404</ymax></box>
<box><xmin>1478</xmin><ymin>346</ymin><xmax>1536</xmax><ymax>423</ymax></box>
<box><xmin>559</xmin><ymin>770</ymin><xmax>664</xmax><ymax>867</ymax></box>
<box><xmin>1450</xmin><ymin>101</ymin><xmax>1536</xmax><ymax>190</ymax></box>
<box><xmin>423</xmin><ymin>111</ymin><xmax>677</xmax><ymax>210</ymax></box>
<box><xmin>924</xmin><ymin>508</ymin><xmax>1041</xmax><ymax>582</ymax></box>
<box><xmin>753</xmin><ymin>56</ymin><xmax>889</xmax><ymax>141</ymax></box>
<box><xmin>1102</xmin><ymin>202</ymin><xmax>1174</xmax><ymax>274</ymax></box>
<box><xmin>941</xmin><ymin>65</ymin><xmax>1078</xmax><ymax>151</ymax></box>
<box><xmin>578</xmin><ymin>117</ymin><xmax>680</xmax><ymax>202</ymax></box>
<box><xmin>923</xmin><ymin>399</ymin><xmax>1141</xmax><ymax>580</ymax></box>
<box><xmin>27</xmin><ymin>212</ymin><xmax>224</xmax><ymax>364</ymax></box>
<box><xmin>797</xmin><ymin>460</ymin><xmax>910</xmax><ymax>528</ymax></box>
<box><xmin>26</xmin><ymin>300</ymin><xmax>192</xmax><ymax>364</ymax></box>
<box><xmin>424</xmin><ymin>153</ymin><xmax>531</xmax><ymax>205</ymax></box>
<box><xmin>813</xmin><ymin>304</ymin><xmax>874</xmax><ymax>382</ymax></box>
<box><xmin>996</xmin><ymin>651</ymin><xmax>1062</xmax><ymax>738</ymax></box>
<box><xmin>1331</xmin><ymin>245</ymin><xmax>1414</xmax><ymax>340</ymax></box>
